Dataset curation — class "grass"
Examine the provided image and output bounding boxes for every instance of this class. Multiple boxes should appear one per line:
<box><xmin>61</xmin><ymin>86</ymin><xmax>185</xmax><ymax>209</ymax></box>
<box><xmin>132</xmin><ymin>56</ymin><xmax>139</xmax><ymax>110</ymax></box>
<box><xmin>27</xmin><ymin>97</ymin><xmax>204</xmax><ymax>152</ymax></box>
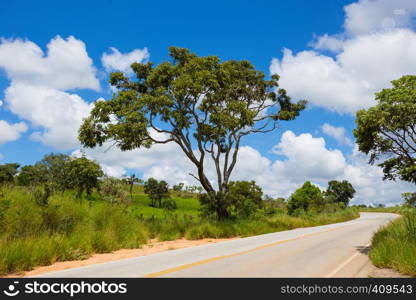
<box><xmin>0</xmin><ymin>185</ymin><xmax>359</xmax><ymax>275</ymax></box>
<box><xmin>369</xmin><ymin>208</ymin><xmax>416</xmax><ymax>276</ymax></box>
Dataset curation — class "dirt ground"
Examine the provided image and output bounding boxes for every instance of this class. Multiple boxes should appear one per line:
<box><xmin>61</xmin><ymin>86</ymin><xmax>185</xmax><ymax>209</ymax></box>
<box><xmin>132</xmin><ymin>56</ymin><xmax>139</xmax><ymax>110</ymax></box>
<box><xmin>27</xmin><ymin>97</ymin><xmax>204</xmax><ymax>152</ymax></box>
<box><xmin>6</xmin><ymin>237</ymin><xmax>238</xmax><ymax>278</ymax></box>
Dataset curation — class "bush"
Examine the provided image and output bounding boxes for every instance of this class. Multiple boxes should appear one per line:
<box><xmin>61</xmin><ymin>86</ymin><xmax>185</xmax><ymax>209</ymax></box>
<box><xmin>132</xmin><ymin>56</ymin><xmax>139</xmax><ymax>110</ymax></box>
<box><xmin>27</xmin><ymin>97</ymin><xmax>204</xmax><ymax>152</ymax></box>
<box><xmin>99</xmin><ymin>177</ymin><xmax>129</xmax><ymax>205</ymax></box>
<box><xmin>287</xmin><ymin>181</ymin><xmax>325</xmax><ymax>215</ymax></box>
<box><xmin>199</xmin><ymin>181</ymin><xmax>264</xmax><ymax>219</ymax></box>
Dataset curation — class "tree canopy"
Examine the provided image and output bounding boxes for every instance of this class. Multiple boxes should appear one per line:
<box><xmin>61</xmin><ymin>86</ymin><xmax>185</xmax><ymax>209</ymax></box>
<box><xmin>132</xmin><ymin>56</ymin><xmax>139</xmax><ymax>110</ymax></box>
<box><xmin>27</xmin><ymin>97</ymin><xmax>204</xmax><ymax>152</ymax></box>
<box><xmin>354</xmin><ymin>75</ymin><xmax>416</xmax><ymax>184</ymax></box>
<box><xmin>0</xmin><ymin>163</ymin><xmax>19</xmax><ymax>185</ymax></box>
<box><xmin>325</xmin><ymin>180</ymin><xmax>355</xmax><ymax>206</ymax></box>
<box><xmin>79</xmin><ymin>47</ymin><xmax>306</xmax><ymax>194</ymax></box>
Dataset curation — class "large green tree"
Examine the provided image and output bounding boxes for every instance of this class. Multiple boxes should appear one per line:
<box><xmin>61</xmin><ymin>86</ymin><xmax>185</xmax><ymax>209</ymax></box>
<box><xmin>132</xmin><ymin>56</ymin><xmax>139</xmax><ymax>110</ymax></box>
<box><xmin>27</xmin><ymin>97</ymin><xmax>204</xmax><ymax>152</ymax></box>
<box><xmin>79</xmin><ymin>47</ymin><xmax>305</xmax><ymax>196</ymax></box>
<box><xmin>325</xmin><ymin>180</ymin><xmax>355</xmax><ymax>206</ymax></box>
<box><xmin>65</xmin><ymin>156</ymin><xmax>104</xmax><ymax>199</ymax></box>
<box><xmin>354</xmin><ymin>75</ymin><xmax>416</xmax><ymax>184</ymax></box>
<box><xmin>0</xmin><ymin>163</ymin><xmax>19</xmax><ymax>185</ymax></box>
<box><xmin>287</xmin><ymin>181</ymin><xmax>324</xmax><ymax>215</ymax></box>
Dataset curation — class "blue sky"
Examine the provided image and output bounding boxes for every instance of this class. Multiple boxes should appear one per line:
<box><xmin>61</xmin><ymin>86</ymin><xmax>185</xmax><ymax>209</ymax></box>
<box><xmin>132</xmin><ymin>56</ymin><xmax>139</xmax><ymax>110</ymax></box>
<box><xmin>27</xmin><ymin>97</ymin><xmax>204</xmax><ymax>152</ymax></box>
<box><xmin>0</xmin><ymin>0</ymin><xmax>415</xmax><ymax>205</ymax></box>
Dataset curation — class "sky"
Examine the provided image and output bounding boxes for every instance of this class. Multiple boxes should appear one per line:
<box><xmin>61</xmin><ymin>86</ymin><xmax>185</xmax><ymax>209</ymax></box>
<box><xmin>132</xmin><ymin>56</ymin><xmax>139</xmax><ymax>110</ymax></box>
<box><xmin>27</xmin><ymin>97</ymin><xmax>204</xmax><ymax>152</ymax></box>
<box><xmin>0</xmin><ymin>0</ymin><xmax>415</xmax><ymax>205</ymax></box>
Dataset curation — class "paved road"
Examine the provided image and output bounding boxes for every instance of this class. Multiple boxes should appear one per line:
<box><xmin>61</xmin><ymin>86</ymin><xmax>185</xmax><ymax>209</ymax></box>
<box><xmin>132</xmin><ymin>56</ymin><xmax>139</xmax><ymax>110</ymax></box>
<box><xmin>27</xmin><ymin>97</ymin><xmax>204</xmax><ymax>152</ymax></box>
<box><xmin>37</xmin><ymin>213</ymin><xmax>398</xmax><ymax>278</ymax></box>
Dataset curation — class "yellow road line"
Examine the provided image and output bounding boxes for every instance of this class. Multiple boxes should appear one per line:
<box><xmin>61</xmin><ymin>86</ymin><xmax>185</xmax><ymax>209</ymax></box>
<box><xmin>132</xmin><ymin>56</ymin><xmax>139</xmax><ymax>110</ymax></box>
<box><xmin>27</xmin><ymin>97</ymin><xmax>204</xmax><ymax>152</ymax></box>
<box><xmin>144</xmin><ymin>225</ymin><xmax>350</xmax><ymax>278</ymax></box>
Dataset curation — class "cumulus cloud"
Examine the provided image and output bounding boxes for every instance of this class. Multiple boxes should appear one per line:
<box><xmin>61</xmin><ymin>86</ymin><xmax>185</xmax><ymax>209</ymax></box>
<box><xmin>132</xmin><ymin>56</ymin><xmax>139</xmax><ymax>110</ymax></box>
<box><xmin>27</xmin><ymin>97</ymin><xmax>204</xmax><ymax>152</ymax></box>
<box><xmin>321</xmin><ymin>123</ymin><xmax>353</xmax><ymax>146</ymax></box>
<box><xmin>343</xmin><ymin>0</ymin><xmax>416</xmax><ymax>36</ymax></box>
<box><xmin>5</xmin><ymin>84</ymin><xmax>93</xmax><ymax>150</ymax></box>
<box><xmin>270</xmin><ymin>0</ymin><xmax>416</xmax><ymax>114</ymax></box>
<box><xmin>101</xmin><ymin>47</ymin><xmax>149</xmax><ymax>74</ymax></box>
<box><xmin>0</xmin><ymin>36</ymin><xmax>102</xmax><ymax>150</ymax></box>
<box><xmin>0</xmin><ymin>36</ymin><xmax>100</xmax><ymax>91</ymax></box>
<box><xmin>0</xmin><ymin>120</ymin><xmax>27</xmax><ymax>144</ymax></box>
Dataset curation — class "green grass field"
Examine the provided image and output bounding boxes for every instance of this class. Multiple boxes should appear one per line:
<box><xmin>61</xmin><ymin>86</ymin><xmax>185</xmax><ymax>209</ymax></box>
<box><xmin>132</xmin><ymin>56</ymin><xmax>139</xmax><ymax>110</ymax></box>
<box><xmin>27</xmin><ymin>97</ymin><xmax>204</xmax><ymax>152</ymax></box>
<box><xmin>0</xmin><ymin>185</ymin><xmax>359</xmax><ymax>275</ymax></box>
<box><xmin>369</xmin><ymin>209</ymin><xmax>416</xmax><ymax>276</ymax></box>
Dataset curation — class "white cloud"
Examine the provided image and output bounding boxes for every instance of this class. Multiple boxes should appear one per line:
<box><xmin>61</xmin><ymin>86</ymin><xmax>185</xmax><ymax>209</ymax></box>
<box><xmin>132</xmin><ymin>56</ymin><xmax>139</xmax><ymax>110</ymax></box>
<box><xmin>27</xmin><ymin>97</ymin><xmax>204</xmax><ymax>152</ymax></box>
<box><xmin>102</xmin><ymin>47</ymin><xmax>149</xmax><ymax>74</ymax></box>
<box><xmin>343</xmin><ymin>0</ymin><xmax>416</xmax><ymax>36</ymax></box>
<box><xmin>0</xmin><ymin>120</ymin><xmax>27</xmax><ymax>144</ymax></box>
<box><xmin>0</xmin><ymin>36</ymin><xmax>100</xmax><ymax>91</ymax></box>
<box><xmin>310</xmin><ymin>34</ymin><xmax>345</xmax><ymax>52</ymax></box>
<box><xmin>321</xmin><ymin>123</ymin><xmax>353</xmax><ymax>146</ymax></box>
<box><xmin>4</xmin><ymin>84</ymin><xmax>93</xmax><ymax>150</ymax></box>
<box><xmin>271</xmin><ymin>131</ymin><xmax>347</xmax><ymax>182</ymax></box>
<box><xmin>0</xmin><ymin>36</ymin><xmax>103</xmax><ymax>150</ymax></box>
<box><xmin>270</xmin><ymin>0</ymin><xmax>416</xmax><ymax>115</ymax></box>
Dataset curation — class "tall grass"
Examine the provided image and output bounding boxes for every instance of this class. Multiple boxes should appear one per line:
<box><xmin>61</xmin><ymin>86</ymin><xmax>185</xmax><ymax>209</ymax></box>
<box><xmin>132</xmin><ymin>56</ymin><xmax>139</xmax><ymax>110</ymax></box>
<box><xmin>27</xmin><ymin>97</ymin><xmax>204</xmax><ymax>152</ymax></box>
<box><xmin>0</xmin><ymin>187</ymin><xmax>148</xmax><ymax>275</ymax></box>
<box><xmin>369</xmin><ymin>209</ymin><xmax>416</xmax><ymax>276</ymax></box>
<box><xmin>0</xmin><ymin>186</ymin><xmax>359</xmax><ymax>275</ymax></box>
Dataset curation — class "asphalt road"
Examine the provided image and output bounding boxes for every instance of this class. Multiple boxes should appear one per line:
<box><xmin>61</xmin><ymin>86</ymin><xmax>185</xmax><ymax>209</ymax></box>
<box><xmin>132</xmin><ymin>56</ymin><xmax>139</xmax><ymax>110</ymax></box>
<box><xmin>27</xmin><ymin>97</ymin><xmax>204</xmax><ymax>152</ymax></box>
<box><xmin>37</xmin><ymin>212</ymin><xmax>398</xmax><ymax>278</ymax></box>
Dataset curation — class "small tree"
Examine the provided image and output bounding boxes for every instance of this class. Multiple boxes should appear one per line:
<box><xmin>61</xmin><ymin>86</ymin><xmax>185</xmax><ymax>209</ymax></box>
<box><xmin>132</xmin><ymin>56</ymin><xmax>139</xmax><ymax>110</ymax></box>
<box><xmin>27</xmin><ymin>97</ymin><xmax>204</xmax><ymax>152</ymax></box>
<box><xmin>354</xmin><ymin>75</ymin><xmax>416</xmax><ymax>184</ymax></box>
<box><xmin>173</xmin><ymin>183</ymin><xmax>184</xmax><ymax>193</ymax></box>
<box><xmin>101</xmin><ymin>176</ymin><xmax>129</xmax><ymax>205</ymax></box>
<box><xmin>402</xmin><ymin>192</ymin><xmax>416</xmax><ymax>207</ymax></box>
<box><xmin>325</xmin><ymin>180</ymin><xmax>355</xmax><ymax>206</ymax></box>
<box><xmin>200</xmin><ymin>180</ymin><xmax>263</xmax><ymax>219</ymax></box>
<box><xmin>39</xmin><ymin>153</ymin><xmax>71</xmax><ymax>191</ymax></box>
<box><xmin>0</xmin><ymin>163</ymin><xmax>19</xmax><ymax>185</ymax></box>
<box><xmin>287</xmin><ymin>181</ymin><xmax>324</xmax><ymax>215</ymax></box>
<box><xmin>123</xmin><ymin>174</ymin><xmax>141</xmax><ymax>200</ymax></box>
<box><xmin>143</xmin><ymin>178</ymin><xmax>174</xmax><ymax>209</ymax></box>
<box><xmin>65</xmin><ymin>156</ymin><xmax>104</xmax><ymax>200</ymax></box>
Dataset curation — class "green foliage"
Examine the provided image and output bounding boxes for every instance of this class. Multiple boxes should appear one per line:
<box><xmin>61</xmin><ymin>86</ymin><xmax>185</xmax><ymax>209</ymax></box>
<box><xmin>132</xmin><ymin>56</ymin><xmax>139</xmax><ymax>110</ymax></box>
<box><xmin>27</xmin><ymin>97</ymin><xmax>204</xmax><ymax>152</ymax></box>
<box><xmin>199</xmin><ymin>181</ymin><xmax>264</xmax><ymax>219</ymax></box>
<box><xmin>123</xmin><ymin>174</ymin><xmax>142</xmax><ymax>200</ymax></box>
<box><xmin>287</xmin><ymin>181</ymin><xmax>325</xmax><ymax>215</ymax></box>
<box><xmin>78</xmin><ymin>46</ymin><xmax>305</xmax><ymax>208</ymax></box>
<box><xmin>0</xmin><ymin>163</ymin><xmax>19</xmax><ymax>185</ymax></box>
<box><xmin>354</xmin><ymin>75</ymin><xmax>416</xmax><ymax>184</ymax></box>
<box><xmin>16</xmin><ymin>164</ymin><xmax>47</xmax><ymax>186</ymax></box>
<box><xmin>173</xmin><ymin>183</ymin><xmax>184</xmax><ymax>192</ymax></box>
<box><xmin>38</xmin><ymin>153</ymin><xmax>71</xmax><ymax>191</ymax></box>
<box><xmin>325</xmin><ymin>180</ymin><xmax>355</xmax><ymax>206</ymax></box>
<box><xmin>226</xmin><ymin>181</ymin><xmax>263</xmax><ymax>218</ymax></box>
<box><xmin>143</xmin><ymin>178</ymin><xmax>175</xmax><ymax>209</ymax></box>
<box><xmin>64</xmin><ymin>156</ymin><xmax>104</xmax><ymax>199</ymax></box>
<box><xmin>402</xmin><ymin>192</ymin><xmax>416</xmax><ymax>207</ymax></box>
<box><xmin>99</xmin><ymin>177</ymin><xmax>129</xmax><ymax>205</ymax></box>
<box><xmin>370</xmin><ymin>210</ymin><xmax>416</xmax><ymax>276</ymax></box>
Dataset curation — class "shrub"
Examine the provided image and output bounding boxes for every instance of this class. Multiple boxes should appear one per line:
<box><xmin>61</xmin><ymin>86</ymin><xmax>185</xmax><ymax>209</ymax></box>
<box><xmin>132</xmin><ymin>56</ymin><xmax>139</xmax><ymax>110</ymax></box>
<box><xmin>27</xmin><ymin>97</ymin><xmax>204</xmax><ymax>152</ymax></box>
<box><xmin>287</xmin><ymin>181</ymin><xmax>325</xmax><ymax>215</ymax></box>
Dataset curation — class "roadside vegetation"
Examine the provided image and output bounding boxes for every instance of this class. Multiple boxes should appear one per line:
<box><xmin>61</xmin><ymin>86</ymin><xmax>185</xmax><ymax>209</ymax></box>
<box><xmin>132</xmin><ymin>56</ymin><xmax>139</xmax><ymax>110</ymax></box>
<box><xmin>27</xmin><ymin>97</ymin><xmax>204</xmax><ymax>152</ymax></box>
<box><xmin>0</xmin><ymin>153</ymin><xmax>358</xmax><ymax>275</ymax></box>
<box><xmin>367</xmin><ymin>193</ymin><xmax>416</xmax><ymax>276</ymax></box>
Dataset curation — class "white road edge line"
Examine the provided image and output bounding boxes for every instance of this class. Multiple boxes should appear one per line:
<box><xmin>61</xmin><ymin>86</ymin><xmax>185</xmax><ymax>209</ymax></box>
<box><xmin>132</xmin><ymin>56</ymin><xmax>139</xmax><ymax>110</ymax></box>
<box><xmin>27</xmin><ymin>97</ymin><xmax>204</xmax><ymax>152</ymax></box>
<box><xmin>325</xmin><ymin>243</ymin><xmax>371</xmax><ymax>278</ymax></box>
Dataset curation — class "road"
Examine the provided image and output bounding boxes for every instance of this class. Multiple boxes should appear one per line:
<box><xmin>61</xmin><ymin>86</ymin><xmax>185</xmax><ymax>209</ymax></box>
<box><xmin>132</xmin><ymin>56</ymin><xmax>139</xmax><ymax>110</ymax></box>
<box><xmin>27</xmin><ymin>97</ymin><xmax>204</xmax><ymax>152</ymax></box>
<box><xmin>37</xmin><ymin>212</ymin><xmax>398</xmax><ymax>278</ymax></box>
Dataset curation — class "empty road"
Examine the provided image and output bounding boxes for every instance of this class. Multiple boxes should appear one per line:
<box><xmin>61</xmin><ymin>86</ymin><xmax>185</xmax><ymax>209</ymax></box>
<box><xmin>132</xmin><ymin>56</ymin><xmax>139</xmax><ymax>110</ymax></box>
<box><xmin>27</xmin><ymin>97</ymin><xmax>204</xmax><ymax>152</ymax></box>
<box><xmin>37</xmin><ymin>212</ymin><xmax>398</xmax><ymax>278</ymax></box>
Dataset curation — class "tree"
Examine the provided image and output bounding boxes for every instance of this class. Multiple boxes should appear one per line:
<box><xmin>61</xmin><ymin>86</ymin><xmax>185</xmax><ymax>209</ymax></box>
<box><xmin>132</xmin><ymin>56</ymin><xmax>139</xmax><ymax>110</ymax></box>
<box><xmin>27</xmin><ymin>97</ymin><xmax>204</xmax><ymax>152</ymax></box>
<box><xmin>78</xmin><ymin>47</ymin><xmax>305</xmax><ymax>218</ymax></box>
<box><xmin>65</xmin><ymin>156</ymin><xmax>104</xmax><ymax>199</ymax></box>
<box><xmin>16</xmin><ymin>164</ymin><xmax>47</xmax><ymax>186</ymax></box>
<box><xmin>287</xmin><ymin>181</ymin><xmax>324</xmax><ymax>215</ymax></box>
<box><xmin>325</xmin><ymin>180</ymin><xmax>355</xmax><ymax>206</ymax></box>
<box><xmin>143</xmin><ymin>178</ymin><xmax>173</xmax><ymax>208</ymax></box>
<box><xmin>402</xmin><ymin>192</ymin><xmax>416</xmax><ymax>207</ymax></box>
<box><xmin>227</xmin><ymin>180</ymin><xmax>263</xmax><ymax>218</ymax></box>
<box><xmin>354</xmin><ymin>75</ymin><xmax>416</xmax><ymax>184</ymax></box>
<box><xmin>123</xmin><ymin>174</ymin><xmax>141</xmax><ymax>200</ymax></box>
<box><xmin>39</xmin><ymin>153</ymin><xmax>71</xmax><ymax>191</ymax></box>
<box><xmin>173</xmin><ymin>183</ymin><xmax>185</xmax><ymax>193</ymax></box>
<box><xmin>0</xmin><ymin>163</ymin><xmax>19</xmax><ymax>185</ymax></box>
